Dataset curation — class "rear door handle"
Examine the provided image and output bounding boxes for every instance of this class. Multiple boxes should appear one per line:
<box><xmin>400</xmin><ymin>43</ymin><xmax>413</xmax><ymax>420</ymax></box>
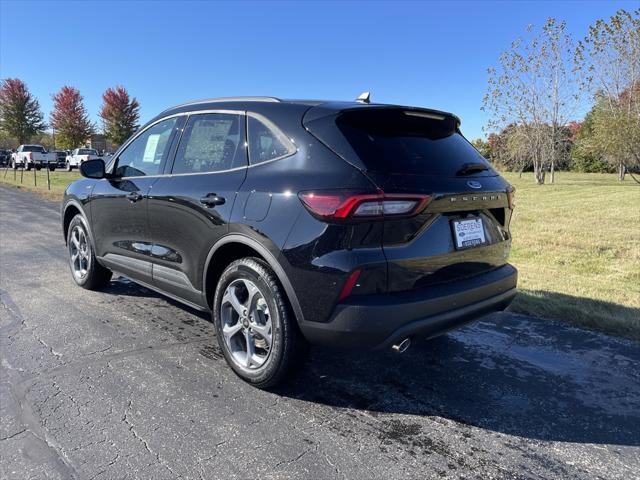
<box><xmin>127</xmin><ymin>191</ymin><xmax>143</xmax><ymax>203</ymax></box>
<box><xmin>200</xmin><ymin>193</ymin><xmax>226</xmax><ymax>207</ymax></box>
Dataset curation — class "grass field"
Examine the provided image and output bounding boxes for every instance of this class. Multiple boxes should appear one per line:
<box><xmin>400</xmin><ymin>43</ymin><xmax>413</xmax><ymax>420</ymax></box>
<box><xmin>504</xmin><ymin>172</ymin><xmax>640</xmax><ymax>341</ymax></box>
<box><xmin>0</xmin><ymin>167</ymin><xmax>81</xmax><ymax>201</ymax></box>
<box><xmin>1</xmin><ymin>167</ymin><xmax>639</xmax><ymax>340</ymax></box>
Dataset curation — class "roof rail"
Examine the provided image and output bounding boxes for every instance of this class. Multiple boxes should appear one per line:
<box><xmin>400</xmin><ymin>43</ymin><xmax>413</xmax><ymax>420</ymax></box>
<box><xmin>164</xmin><ymin>96</ymin><xmax>281</xmax><ymax>112</ymax></box>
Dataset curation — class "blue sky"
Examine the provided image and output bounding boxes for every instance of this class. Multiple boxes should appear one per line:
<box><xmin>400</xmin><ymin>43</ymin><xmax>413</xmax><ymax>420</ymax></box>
<box><xmin>0</xmin><ymin>0</ymin><xmax>635</xmax><ymax>139</ymax></box>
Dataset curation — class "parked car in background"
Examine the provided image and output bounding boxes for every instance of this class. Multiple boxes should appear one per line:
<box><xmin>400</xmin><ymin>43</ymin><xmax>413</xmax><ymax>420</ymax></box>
<box><xmin>62</xmin><ymin>96</ymin><xmax>517</xmax><ymax>388</ymax></box>
<box><xmin>65</xmin><ymin>148</ymin><xmax>102</xmax><ymax>171</ymax></box>
<box><xmin>11</xmin><ymin>145</ymin><xmax>57</xmax><ymax>170</ymax></box>
<box><xmin>52</xmin><ymin>151</ymin><xmax>68</xmax><ymax>168</ymax></box>
<box><xmin>0</xmin><ymin>149</ymin><xmax>11</xmax><ymax>166</ymax></box>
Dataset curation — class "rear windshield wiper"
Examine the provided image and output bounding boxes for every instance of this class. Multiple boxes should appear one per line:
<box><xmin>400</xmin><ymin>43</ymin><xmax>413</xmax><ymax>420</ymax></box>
<box><xmin>456</xmin><ymin>162</ymin><xmax>489</xmax><ymax>176</ymax></box>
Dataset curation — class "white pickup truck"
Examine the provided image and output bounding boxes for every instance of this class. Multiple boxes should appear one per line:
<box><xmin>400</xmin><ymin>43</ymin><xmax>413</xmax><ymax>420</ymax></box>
<box><xmin>11</xmin><ymin>145</ymin><xmax>57</xmax><ymax>171</ymax></box>
<box><xmin>65</xmin><ymin>148</ymin><xmax>102</xmax><ymax>171</ymax></box>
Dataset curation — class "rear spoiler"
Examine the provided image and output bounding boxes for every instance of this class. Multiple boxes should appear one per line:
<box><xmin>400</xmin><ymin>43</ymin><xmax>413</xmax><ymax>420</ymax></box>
<box><xmin>303</xmin><ymin>101</ymin><xmax>461</xmax><ymax>128</ymax></box>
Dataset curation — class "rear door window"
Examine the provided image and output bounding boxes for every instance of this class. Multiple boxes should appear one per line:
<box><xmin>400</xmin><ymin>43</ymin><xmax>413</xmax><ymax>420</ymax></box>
<box><xmin>171</xmin><ymin>113</ymin><xmax>246</xmax><ymax>174</ymax></box>
<box><xmin>336</xmin><ymin>109</ymin><xmax>494</xmax><ymax>176</ymax></box>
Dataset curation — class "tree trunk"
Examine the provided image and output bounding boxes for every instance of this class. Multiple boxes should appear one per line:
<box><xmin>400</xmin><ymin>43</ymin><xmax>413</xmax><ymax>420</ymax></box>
<box><xmin>534</xmin><ymin>163</ymin><xmax>545</xmax><ymax>184</ymax></box>
<box><xmin>549</xmin><ymin>160</ymin><xmax>555</xmax><ymax>184</ymax></box>
<box><xmin>618</xmin><ymin>163</ymin><xmax>626</xmax><ymax>181</ymax></box>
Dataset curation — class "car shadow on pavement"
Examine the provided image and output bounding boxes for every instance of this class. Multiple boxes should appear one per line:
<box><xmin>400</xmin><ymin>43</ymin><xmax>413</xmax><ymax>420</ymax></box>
<box><xmin>100</xmin><ymin>278</ymin><xmax>640</xmax><ymax>447</ymax></box>
<box><xmin>277</xmin><ymin>313</ymin><xmax>640</xmax><ymax>447</ymax></box>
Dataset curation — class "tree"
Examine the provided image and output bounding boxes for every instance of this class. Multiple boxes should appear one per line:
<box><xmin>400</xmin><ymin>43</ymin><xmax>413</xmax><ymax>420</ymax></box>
<box><xmin>99</xmin><ymin>86</ymin><xmax>140</xmax><ymax>147</ymax></box>
<box><xmin>31</xmin><ymin>131</ymin><xmax>55</xmax><ymax>151</ymax></box>
<box><xmin>492</xmin><ymin>123</ymin><xmax>539</xmax><ymax>174</ymax></box>
<box><xmin>570</xmin><ymin>106</ymin><xmax>614</xmax><ymax>173</ymax></box>
<box><xmin>482</xmin><ymin>19</ymin><xmax>582</xmax><ymax>184</ymax></box>
<box><xmin>471</xmin><ymin>138</ymin><xmax>491</xmax><ymax>159</ymax></box>
<box><xmin>576</xmin><ymin>9</ymin><xmax>640</xmax><ymax>180</ymax></box>
<box><xmin>590</xmin><ymin>85</ymin><xmax>640</xmax><ymax>179</ymax></box>
<box><xmin>0</xmin><ymin>130</ymin><xmax>18</xmax><ymax>149</ymax></box>
<box><xmin>50</xmin><ymin>86</ymin><xmax>94</xmax><ymax>149</ymax></box>
<box><xmin>0</xmin><ymin>78</ymin><xmax>46</xmax><ymax>144</ymax></box>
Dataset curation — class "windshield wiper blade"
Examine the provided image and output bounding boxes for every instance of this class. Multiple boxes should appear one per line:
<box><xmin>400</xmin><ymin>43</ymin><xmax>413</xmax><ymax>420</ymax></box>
<box><xmin>456</xmin><ymin>162</ymin><xmax>489</xmax><ymax>176</ymax></box>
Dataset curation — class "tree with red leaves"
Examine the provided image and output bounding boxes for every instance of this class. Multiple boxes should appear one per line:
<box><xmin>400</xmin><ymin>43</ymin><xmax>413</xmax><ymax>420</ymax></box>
<box><xmin>99</xmin><ymin>86</ymin><xmax>140</xmax><ymax>147</ymax></box>
<box><xmin>566</xmin><ymin>121</ymin><xmax>582</xmax><ymax>142</ymax></box>
<box><xmin>0</xmin><ymin>78</ymin><xmax>45</xmax><ymax>144</ymax></box>
<box><xmin>50</xmin><ymin>86</ymin><xmax>94</xmax><ymax>149</ymax></box>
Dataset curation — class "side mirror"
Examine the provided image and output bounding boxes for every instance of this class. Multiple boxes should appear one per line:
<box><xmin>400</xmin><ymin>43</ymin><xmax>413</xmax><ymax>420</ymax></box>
<box><xmin>79</xmin><ymin>158</ymin><xmax>106</xmax><ymax>179</ymax></box>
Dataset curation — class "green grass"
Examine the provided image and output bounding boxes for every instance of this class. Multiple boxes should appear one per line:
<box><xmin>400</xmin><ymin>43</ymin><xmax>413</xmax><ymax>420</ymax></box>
<box><xmin>503</xmin><ymin>172</ymin><xmax>640</xmax><ymax>341</ymax></box>
<box><xmin>0</xmin><ymin>167</ymin><xmax>80</xmax><ymax>201</ymax></box>
<box><xmin>1</xmin><ymin>167</ymin><xmax>638</xmax><ymax>340</ymax></box>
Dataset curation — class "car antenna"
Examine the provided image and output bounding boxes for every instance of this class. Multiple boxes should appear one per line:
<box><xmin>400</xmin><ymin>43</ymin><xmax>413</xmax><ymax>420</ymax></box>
<box><xmin>356</xmin><ymin>91</ymin><xmax>371</xmax><ymax>104</ymax></box>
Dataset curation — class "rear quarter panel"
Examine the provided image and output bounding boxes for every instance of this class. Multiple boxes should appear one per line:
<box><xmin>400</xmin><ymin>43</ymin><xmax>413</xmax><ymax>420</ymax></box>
<box><xmin>229</xmin><ymin>103</ymin><xmax>386</xmax><ymax>325</ymax></box>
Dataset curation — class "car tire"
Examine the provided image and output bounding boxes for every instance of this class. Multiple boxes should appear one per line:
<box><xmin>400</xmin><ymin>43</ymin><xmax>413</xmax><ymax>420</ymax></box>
<box><xmin>65</xmin><ymin>162</ymin><xmax>72</xmax><ymax>172</ymax></box>
<box><xmin>213</xmin><ymin>257</ymin><xmax>308</xmax><ymax>389</ymax></box>
<box><xmin>35</xmin><ymin>165</ymin><xmax>42</xmax><ymax>171</ymax></box>
<box><xmin>67</xmin><ymin>214</ymin><xmax>112</xmax><ymax>290</ymax></box>
<box><xmin>49</xmin><ymin>165</ymin><xmax>56</xmax><ymax>171</ymax></box>
<box><xmin>25</xmin><ymin>162</ymin><xmax>31</xmax><ymax>171</ymax></box>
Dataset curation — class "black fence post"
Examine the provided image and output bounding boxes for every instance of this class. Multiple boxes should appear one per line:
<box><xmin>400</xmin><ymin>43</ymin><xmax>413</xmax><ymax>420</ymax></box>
<box><xmin>33</xmin><ymin>166</ymin><xmax>37</xmax><ymax>186</ymax></box>
<box><xmin>20</xmin><ymin>166</ymin><xmax>23</xmax><ymax>183</ymax></box>
<box><xmin>47</xmin><ymin>165</ymin><xmax>51</xmax><ymax>190</ymax></box>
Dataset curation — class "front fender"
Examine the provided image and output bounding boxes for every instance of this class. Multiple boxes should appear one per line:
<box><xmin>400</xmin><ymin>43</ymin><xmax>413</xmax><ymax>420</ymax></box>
<box><xmin>61</xmin><ymin>179</ymin><xmax>97</xmax><ymax>244</ymax></box>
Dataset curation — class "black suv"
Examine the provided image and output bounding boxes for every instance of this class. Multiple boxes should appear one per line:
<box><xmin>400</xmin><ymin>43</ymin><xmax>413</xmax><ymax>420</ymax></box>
<box><xmin>62</xmin><ymin>96</ymin><xmax>517</xmax><ymax>387</ymax></box>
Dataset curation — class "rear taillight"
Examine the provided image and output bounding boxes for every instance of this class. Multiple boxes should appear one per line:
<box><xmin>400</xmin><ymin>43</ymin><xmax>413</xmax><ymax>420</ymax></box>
<box><xmin>507</xmin><ymin>190</ymin><xmax>515</xmax><ymax>210</ymax></box>
<box><xmin>299</xmin><ymin>191</ymin><xmax>431</xmax><ymax>221</ymax></box>
<box><xmin>27</xmin><ymin>152</ymin><xmax>32</xmax><ymax>160</ymax></box>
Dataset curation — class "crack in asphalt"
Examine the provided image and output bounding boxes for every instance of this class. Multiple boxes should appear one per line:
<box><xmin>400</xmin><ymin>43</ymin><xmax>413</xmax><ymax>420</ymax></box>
<box><xmin>122</xmin><ymin>399</ymin><xmax>180</xmax><ymax>478</ymax></box>
<box><xmin>0</xmin><ymin>428</ymin><xmax>27</xmax><ymax>442</ymax></box>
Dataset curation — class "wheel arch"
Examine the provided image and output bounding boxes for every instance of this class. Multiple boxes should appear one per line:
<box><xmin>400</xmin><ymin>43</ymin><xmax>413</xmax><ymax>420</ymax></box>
<box><xmin>202</xmin><ymin>234</ymin><xmax>305</xmax><ymax>325</ymax></box>
<box><xmin>62</xmin><ymin>200</ymin><xmax>90</xmax><ymax>245</ymax></box>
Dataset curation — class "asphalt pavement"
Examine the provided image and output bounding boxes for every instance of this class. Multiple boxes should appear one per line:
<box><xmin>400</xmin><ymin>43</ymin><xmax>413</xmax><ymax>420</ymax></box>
<box><xmin>1</xmin><ymin>185</ymin><xmax>639</xmax><ymax>480</ymax></box>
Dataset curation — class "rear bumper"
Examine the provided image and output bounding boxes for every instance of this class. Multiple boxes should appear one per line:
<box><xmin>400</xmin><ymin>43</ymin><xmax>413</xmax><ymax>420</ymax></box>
<box><xmin>299</xmin><ymin>264</ymin><xmax>517</xmax><ymax>349</ymax></box>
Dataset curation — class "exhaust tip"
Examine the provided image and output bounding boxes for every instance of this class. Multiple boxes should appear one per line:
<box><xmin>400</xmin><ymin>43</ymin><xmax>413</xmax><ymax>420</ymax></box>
<box><xmin>391</xmin><ymin>338</ymin><xmax>411</xmax><ymax>354</ymax></box>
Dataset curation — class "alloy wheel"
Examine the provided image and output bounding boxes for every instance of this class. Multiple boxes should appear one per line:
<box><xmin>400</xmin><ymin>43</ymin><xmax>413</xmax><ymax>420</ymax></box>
<box><xmin>220</xmin><ymin>278</ymin><xmax>273</xmax><ymax>371</ymax></box>
<box><xmin>69</xmin><ymin>225</ymin><xmax>90</xmax><ymax>280</ymax></box>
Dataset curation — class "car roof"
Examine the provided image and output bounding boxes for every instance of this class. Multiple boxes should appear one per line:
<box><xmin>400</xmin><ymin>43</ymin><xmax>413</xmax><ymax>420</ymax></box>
<box><xmin>147</xmin><ymin>97</ymin><xmax>462</xmax><ymax>134</ymax></box>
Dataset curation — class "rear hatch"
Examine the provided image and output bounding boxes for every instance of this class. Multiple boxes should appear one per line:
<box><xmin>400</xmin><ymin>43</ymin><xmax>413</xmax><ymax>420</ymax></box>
<box><xmin>304</xmin><ymin>105</ymin><xmax>514</xmax><ymax>293</ymax></box>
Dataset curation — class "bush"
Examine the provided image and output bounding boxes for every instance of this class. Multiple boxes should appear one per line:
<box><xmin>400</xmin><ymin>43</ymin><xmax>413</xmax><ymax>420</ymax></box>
<box><xmin>570</xmin><ymin>148</ymin><xmax>615</xmax><ymax>173</ymax></box>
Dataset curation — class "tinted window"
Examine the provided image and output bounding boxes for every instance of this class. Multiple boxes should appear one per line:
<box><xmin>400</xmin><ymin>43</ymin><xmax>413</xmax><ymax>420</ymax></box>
<box><xmin>248</xmin><ymin>116</ymin><xmax>295</xmax><ymax>164</ymax></box>
<box><xmin>336</xmin><ymin>109</ymin><xmax>494</xmax><ymax>176</ymax></box>
<box><xmin>78</xmin><ymin>149</ymin><xmax>98</xmax><ymax>155</ymax></box>
<box><xmin>23</xmin><ymin>145</ymin><xmax>45</xmax><ymax>153</ymax></box>
<box><xmin>172</xmin><ymin>113</ymin><xmax>245</xmax><ymax>174</ymax></box>
<box><xmin>114</xmin><ymin>117</ymin><xmax>177</xmax><ymax>177</ymax></box>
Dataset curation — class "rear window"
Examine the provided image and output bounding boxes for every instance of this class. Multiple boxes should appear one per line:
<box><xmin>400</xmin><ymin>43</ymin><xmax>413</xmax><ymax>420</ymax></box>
<box><xmin>78</xmin><ymin>149</ymin><xmax>98</xmax><ymax>155</ymax></box>
<box><xmin>23</xmin><ymin>145</ymin><xmax>45</xmax><ymax>153</ymax></box>
<box><xmin>336</xmin><ymin>109</ymin><xmax>493</xmax><ymax>176</ymax></box>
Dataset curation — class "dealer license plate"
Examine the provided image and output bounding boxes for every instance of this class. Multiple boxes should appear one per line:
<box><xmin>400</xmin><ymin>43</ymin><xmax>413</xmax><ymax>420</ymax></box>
<box><xmin>452</xmin><ymin>218</ymin><xmax>486</xmax><ymax>249</ymax></box>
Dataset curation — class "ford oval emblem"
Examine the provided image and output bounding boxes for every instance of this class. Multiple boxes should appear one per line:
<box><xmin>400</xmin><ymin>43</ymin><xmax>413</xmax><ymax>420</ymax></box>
<box><xmin>467</xmin><ymin>181</ymin><xmax>482</xmax><ymax>189</ymax></box>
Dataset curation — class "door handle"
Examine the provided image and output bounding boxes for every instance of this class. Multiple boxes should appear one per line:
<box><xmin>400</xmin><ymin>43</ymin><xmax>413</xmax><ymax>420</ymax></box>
<box><xmin>127</xmin><ymin>191</ymin><xmax>143</xmax><ymax>203</ymax></box>
<box><xmin>200</xmin><ymin>193</ymin><xmax>225</xmax><ymax>207</ymax></box>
